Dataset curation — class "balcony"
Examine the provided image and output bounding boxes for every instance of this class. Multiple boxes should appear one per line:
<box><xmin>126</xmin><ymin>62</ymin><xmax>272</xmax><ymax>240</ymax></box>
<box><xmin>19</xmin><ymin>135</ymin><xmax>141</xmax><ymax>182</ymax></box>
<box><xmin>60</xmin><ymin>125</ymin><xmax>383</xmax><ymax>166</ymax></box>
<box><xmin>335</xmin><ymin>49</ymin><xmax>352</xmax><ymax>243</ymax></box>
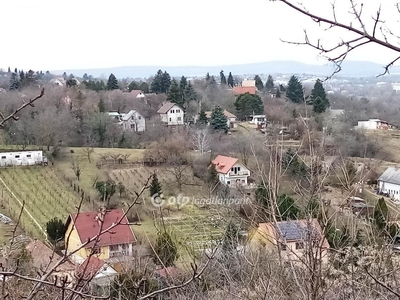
<box><xmin>228</xmin><ymin>170</ymin><xmax>249</xmax><ymax>177</ymax></box>
<box><xmin>109</xmin><ymin>250</ymin><xmax>130</xmax><ymax>258</ymax></box>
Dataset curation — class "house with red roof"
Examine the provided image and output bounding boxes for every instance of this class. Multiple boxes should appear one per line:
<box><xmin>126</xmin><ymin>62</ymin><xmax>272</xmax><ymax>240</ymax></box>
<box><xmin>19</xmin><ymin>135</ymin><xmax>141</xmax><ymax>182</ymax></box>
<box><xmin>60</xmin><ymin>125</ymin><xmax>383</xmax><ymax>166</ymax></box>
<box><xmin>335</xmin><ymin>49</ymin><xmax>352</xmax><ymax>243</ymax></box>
<box><xmin>157</xmin><ymin>101</ymin><xmax>185</xmax><ymax>126</ymax></box>
<box><xmin>65</xmin><ymin>207</ymin><xmax>137</xmax><ymax>264</ymax></box>
<box><xmin>212</xmin><ymin>155</ymin><xmax>250</xmax><ymax>187</ymax></box>
<box><xmin>130</xmin><ymin>89</ymin><xmax>146</xmax><ymax>99</ymax></box>
<box><xmin>233</xmin><ymin>86</ymin><xmax>256</xmax><ymax>95</ymax></box>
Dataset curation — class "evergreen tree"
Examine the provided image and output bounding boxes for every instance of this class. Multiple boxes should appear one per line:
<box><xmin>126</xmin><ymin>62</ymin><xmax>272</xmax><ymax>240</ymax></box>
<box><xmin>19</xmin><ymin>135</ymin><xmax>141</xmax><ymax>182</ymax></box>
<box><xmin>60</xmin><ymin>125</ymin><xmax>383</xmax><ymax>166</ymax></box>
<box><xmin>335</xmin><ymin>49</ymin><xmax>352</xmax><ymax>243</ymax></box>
<box><xmin>167</xmin><ymin>79</ymin><xmax>183</xmax><ymax>107</ymax></box>
<box><xmin>154</xmin><ymin>230</ymin><xmax>179</xmax><ymax>267</ymax></box>
<box><xmin>161</xmin><ymin>71</ymin><xmax>171</xmax><ymax>93</ymax></box>
<box><xmin>149</xmin><ymin>173</ymin><xmax>162</xmax><ymax>197</ymax></box>
<box><xmin>198</xmin><ymin>110</ymin><xmax>209</xmax><ymax>124</ymax></box>
<box><xmin>128</xmin><ymin>81</ymin><xmax>140</xmax><ymax>92</ymax></box>
<box><xmin>209</xmin><ymin>76</ymin><xmax>217</xmax><ymax>86</ymax></box>
<box><xmin>276</xmin><ymin>88</ymin><xmax>281</xmax><ymax>98</ymax></box>
<box><xmin>222</xmin><ymin>221</ymin><xmax>240</xmax><ymax>254</ymax></box>
<box><xmin>19</xmin><ymin>70</ymin><xmax>25</xmax><ymax>80</ymax></box>
<box><xmin>179</xmin><ymin>76</ymin><xmax>187</xmax><ymax>95</ymax></box>
<box><xmin>310</xmin><ymin>79</ymin><xmax>329</xmax><ymax>112</ymax></box>
<box><xmin>107</xmin><ymin>73</ymin><xmax>119</xmax><ymax>90</ymax></box>
<box><xmin>98</xmin><ymin>98</ymin><xmax>106</xmax><ymax>113</ymax></box>
<box><xmin>62</xmin><ymin>72</ymin><xmax>67</xmax><ymax>80</ymax></box>
<box><xmin>207</xmin><ymin>161</ymin><xmax>219</xmax><ymax>187</ymax></box>
<box><xmin>46</xmin><ymin>218</ymin><xmax>67</xmax><ymax>243</ymax></box>
<box><xmin>254</xmin><ymin>75</ymin><xmax>264</xmax><ymax>90</ymax></box>
<box><xmin>276</xmin><ymin>194</ymin><xmax>300</xmax><ymax>220</ymax></box>
<box><xmin>220</xmin><ymin>70</ymin><xmax>227</xmax><ymax>85</ymax></box>
<box><xmin>205</xmin><ymin>72</ymin><xmax>210</xmax><ymax>82</ymax></box>
<box><xmin>286</xmin><ymin>75</ymin><xmax>304</xmax><ymax>103</ymax></box>
<box><xmin>14</xmin><ymin>68</ymin><xmax>18</xmax><ymax>73</ymax></box>
<box><xmin>83</xmin><ymin>73</ymin><xmax>89</xmax><ymax>80</ymax></box>
<box><xmin>227</xmin><ymin>72</ymin><xmax>234</xmax><ymax>87</ymax></box>
<box><xmin>255</xmin><ymin>182</ymin><xmax>270</xmax><ymax>207</ymax></box>
<box><xmin>234</xmin><ymin>93</ymin><xmax>264</xmax><ymax>120</ymax></box>
<box><xmin>210</xmin><ymin>106</ymin><xmax>228</xmax><ymax>131</ymax></box>
<box><xmin>139</xmin><ymin>82</ymin><xmax>149</xmax><ymax>93</ymax></box>
<box><xmin>9</xmin><ymin>72</ymin><xmax>19</xmax><ymax>91</ymax></box>
<box><xmin>183</xmin><ymin>82</ymin><xmax>197</xmax><ymax>102</ymax></box>
<box><xmin>279</xmin><ymin>84</ymin><xmax>286</xmax><ymax>92</ymax></box>
<box><xmin>265</xmin><ymin>75</ymin><xmax>274</xmax><ymax>90</ymax></box>
<box><xmin>151</xmin><ymin>70</ymin><xmax>164</xmax><ymax>93</ymax></box>
<box><xmin>7</xmin><ymin>67</ymin><xmax>10</xmax><ymax>73</ymax></box>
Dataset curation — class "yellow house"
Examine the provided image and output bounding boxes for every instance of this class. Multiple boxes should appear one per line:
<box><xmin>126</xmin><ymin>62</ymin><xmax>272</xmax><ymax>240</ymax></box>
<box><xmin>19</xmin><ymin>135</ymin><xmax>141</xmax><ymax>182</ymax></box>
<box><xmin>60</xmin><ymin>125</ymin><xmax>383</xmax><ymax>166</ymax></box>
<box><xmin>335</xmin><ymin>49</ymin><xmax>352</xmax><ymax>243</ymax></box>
<box><xmin>65</xmin><ymin>208</ymin><xmax>137</xmax><ymax>264</ymax></box>
<box><xmin>250</xmin><ymin>219</ymin><xmax>330</xmax><ymax>265</ymax></box>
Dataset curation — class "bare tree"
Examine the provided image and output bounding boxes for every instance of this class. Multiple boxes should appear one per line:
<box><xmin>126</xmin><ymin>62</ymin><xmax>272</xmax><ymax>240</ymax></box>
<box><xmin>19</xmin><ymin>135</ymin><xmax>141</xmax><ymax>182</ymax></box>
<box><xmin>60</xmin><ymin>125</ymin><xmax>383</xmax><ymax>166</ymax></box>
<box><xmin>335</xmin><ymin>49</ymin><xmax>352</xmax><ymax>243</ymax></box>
<box><xmin>273</xmin><ymin>0</ymin><xmax>400</xmax><ymax>76</ymax></box>
<box><xmin>81</xmin><ymin>147</ymin><xmax>94</xmax><ymax>163</ymax></box>
<box><xmin>71</xmin><ymin>158</ymin><xmax>84</xmax><ymax>181</ymax></box>
<box><xmin>191</xmin><ymin>128</ymin><xmax>211</xmax><ymax>155</ymax></box>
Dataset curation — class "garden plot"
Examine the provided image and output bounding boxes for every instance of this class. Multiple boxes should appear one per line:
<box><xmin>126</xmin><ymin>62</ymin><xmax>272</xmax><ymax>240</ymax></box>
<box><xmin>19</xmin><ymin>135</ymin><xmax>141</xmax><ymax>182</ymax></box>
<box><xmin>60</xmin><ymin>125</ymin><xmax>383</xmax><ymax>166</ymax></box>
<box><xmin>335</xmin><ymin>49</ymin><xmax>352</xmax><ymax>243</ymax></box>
<box><xmin>0</xmin><ymin>166</ymin><xmax>81</xmax><ymax>238</ymax></box>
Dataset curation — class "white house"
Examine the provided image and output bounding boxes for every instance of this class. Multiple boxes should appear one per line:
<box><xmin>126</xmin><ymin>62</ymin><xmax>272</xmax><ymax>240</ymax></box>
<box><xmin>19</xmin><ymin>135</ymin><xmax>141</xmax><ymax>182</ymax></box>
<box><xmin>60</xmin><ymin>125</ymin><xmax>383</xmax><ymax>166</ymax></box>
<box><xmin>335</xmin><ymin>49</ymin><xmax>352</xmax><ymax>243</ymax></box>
<box><xmin>121</xmin><ymin>110</ymin><xmax>146</xmax><ymax>132</ymax></box>
<box><xmin>378</xmin><ymin>167</ymin><xmax>400</xmax><ymax>200</ymax></box>
<box><xmin>357</xmin><ymin>119</ymin><xmax>396</xmax><ymax>130</ymax></box>
<box><xmin>157</xmin><ymin>101</ymin><xmax>184</xmax><ymax>126</ymax></box>
<box><xmin>107</xmin><ymin>110</ymin><xmax>146</xmax><ymax>132</ymax></box>
<box><xmin>249</xmin><ymin>114</ymin><xmax>266</xmax><ymax>126</ymax></box>
<box><xmin>205</xmin><ymin>110</ymin><xmax>237</xmax><ymax>129</ymax></box>
<box><xmin>212</xmin><ymin>155</ymin><xmax>250</xmax><ymax>187</ymax></box>
<box><xmin>0</xmin><ymin>151</ymin><xmax>43</xmax><ymax>167</ymax></box>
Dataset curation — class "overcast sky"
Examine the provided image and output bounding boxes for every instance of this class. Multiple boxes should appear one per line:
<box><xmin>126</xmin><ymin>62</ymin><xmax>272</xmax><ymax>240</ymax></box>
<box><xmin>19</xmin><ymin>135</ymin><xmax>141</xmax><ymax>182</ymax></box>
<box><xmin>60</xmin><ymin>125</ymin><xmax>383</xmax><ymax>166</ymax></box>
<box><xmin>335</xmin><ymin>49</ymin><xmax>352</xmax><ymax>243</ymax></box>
<box><xmin>2</xmin><ymin>0</ymin><xmax>400</xmax><ymax>71</ymax></box>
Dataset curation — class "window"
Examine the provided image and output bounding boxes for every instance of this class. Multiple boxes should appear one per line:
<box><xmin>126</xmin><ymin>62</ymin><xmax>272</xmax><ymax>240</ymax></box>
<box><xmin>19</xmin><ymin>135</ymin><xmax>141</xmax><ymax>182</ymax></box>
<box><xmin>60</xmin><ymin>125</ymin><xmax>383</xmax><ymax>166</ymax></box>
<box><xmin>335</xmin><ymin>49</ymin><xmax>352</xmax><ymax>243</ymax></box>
<box><xmin>176</xmin><ymin>109</ymin><xmax>180</xmax><ymax>113</ymax></box>
<box><xmin>15</xmin><ymin>155</ymin><xmax>20</xmax><ymax>159</ymax></box>
<box><xmin>177</xmin><ymin>117</ymin><xmax>181</xmax><ymax>121</ymax></box>
<box><xmin>238</xmin><ymin>167</ymin><xmax>241</xmax><ymax>171</ymax></box>
<box><xmin>169</xmin><ymin>118</ymin><xmax>172</xmax><ymax>122</ymax></box>
<box><xmin>281</xmin><ymin>244</ymin><xmax>287</xmax><ymax>251</ymax></box>
<box><xmin>27</xmin><ymin>154</ymin><xmax>31</xmax><ymax>158</ymax></box>
<box><xmin>130</xmin><ymin>124</ymin><xmax>135</xmax><ymax>129</ymax></box>
<box><xmin>231</xmin><ymin>168</ymin><xmax>234</xmax><ymax>172</ymax></box>
<box><xmin>1</xmin><ymin>156</ymin><xmax>5</xmax><ymax>159</ymax></box>
<box><xmin>171</xmin><ymin>110</ymin><xmax>175</xmax><ymax>113</ymax></box>
<box><xmin>295</xmin><ymin>242</ymin><xmax>304</xmax><ymax>250</ymax></box>
<box><xmin>242</xmin><ymin>180</ymin><xmax>245</xmax><ymax>183</ymax></box>
<box><xmin>138</xmin><ymin>116</ymin><xmax>141</xmax><ymax>119</ymax></box>
<box><xmin>227</xmin><ymin>181</ymin><xmax>230</xmax><ymax>184</ymax></box>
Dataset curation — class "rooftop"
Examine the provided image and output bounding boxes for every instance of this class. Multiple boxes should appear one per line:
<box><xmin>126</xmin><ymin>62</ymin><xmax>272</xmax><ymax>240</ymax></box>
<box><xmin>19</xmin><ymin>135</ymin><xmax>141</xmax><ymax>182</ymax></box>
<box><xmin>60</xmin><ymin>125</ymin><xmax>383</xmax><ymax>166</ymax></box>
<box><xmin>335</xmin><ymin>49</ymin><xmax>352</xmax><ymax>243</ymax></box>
<box><xmin>212</xmin><ymin>155</ymin><xmax>238</xmax><ymax>174</ymax></box>
<box><xmin>378</xmin><ymin>167</ymin><xmax>400</xmax><ymax>185</ymax></box>
<box><xmin>233</xmin><ymin>86</ymin><xmax>256</xmax><ymax>95</ymax></box>
<box><xmin>157</xmin><ymin>101</ymin><xmax>182</xmax><ymax>114</ymax></box>
<box><xmin>205</xmin><ymin>109</ymin><xmax>237</xmax><ymax>119</ymax></box>
<box><xmin>76</xmin><ymin>256</ymin><xmax>105</xmax><ymax>280</ymax></box>
<box><xmin>68</xmin><ymin>209</ymin><xmax>136</xmax><ymax>248</ymax></box>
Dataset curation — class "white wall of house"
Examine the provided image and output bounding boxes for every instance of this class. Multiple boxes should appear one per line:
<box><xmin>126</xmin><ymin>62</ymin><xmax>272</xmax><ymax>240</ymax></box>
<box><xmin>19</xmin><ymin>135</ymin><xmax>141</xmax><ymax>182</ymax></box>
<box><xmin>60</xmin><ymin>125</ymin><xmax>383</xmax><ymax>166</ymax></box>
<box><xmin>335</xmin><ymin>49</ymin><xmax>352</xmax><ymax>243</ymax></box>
<box><xmin>0</xmin><ymin>151</ymin><xmax>43</xmax><ymax>167</ymax></box>
<box><xmin>357</xmin><ymin>120</ymin><xmax>378</xmax><ymax>130</ymax></box>
<box><xmin>160</xmin><ymin>105</ymin><xmax>184</xmax><ymax>125</ymax></box>
<box><xmin>379</xmin><ymin>181</ymin><xmax>400</xmax><ymax>200</ymax></box>
<box><xmin>122</xmin><ymin>111</ymin><xmax>146</xmax><ymax>132</ymax></box>
<box><xmin>218</xmin><ymin>163</ymin><xmax>250</xmax><ymax>187</ymax></box>
<box><xmin>249</xmin><ymin>115</ymin><xmax>266</xmax><ymax>125</ymax></box>
<box><xmin>227</xmin><ymin>117</ymin><xmax>237</xmax><ymax>129</ymax></box>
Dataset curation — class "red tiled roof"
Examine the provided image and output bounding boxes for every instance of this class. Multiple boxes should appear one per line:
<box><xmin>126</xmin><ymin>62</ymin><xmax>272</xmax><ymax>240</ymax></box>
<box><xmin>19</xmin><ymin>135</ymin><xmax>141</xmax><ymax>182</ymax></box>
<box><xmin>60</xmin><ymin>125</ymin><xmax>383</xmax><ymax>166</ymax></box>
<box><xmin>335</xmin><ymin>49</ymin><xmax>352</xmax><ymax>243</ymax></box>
<box><xmin>130</xmin><ymin>90</ymin><xmax>144</xmax><ymax>98</ymax></box>
<box><xmin>233</xmin><ymin>86</ymin><xmax>256</xmax><ymax>95</ymax></box>
<box><xmin>69</xmin><ymin>209</ymin><xmax>136</xmax><ymax>248</ymax></box>
<box><xmin>76</xmin><ymin>256</ymin><xmax>105</xmax><ymax>280</ymax></box>
<box><xmin>157</xmin><ymin>101</ymin><xmax>182</xmax><ymax>114</ymax></box>
<box><xmin>205</xmin><ymin>110</ymin><xmax>237</xmax><ymax>119</ymax></box>
<box><xmin>212</xmin><ymin>155</ymin><xmax>238</xmax><ymax>174</ymax></box>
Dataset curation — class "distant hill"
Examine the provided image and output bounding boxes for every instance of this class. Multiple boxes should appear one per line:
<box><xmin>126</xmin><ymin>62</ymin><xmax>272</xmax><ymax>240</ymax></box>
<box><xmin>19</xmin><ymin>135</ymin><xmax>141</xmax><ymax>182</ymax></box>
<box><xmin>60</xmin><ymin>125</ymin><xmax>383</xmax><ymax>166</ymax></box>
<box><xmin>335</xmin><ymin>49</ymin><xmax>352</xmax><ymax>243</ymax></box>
<box><xmin>51</xmin><ymin>61</ymin><xmax>400</xmax><ymax>79</ymax></box>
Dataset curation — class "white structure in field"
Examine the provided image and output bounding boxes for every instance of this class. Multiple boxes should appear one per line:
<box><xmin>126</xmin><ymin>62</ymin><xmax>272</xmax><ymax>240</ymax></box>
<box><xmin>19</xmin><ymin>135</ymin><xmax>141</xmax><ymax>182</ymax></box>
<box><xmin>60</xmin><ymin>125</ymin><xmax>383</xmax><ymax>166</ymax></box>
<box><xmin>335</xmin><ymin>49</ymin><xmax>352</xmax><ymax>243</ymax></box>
<box><xmin>357</xmin><ymin>119</ymin><xmax>396</xmax><ymax>130</ymax></box>
<box><xmin>378</xmin><ymin>167</ymin><xmax>400</xmax><ymax>200</ymax></box>
<box><xmin>212</xmin><ymin>155</ymin><xmax>250</xmax><ymax>187</ymax></box>
<box><xmin>249</xmin><ymin>114</ymin><xmax>266</xmax><ymax>126</ymax></box>
<box><xmin>157</xmin><ymin>101</ymin><xmax>184</xmax><ymax>126</ymax></box>
<box><xmin>0</xmin><ymin>151</ymin><xmax>43</xmax><ymax>166</ymax></box>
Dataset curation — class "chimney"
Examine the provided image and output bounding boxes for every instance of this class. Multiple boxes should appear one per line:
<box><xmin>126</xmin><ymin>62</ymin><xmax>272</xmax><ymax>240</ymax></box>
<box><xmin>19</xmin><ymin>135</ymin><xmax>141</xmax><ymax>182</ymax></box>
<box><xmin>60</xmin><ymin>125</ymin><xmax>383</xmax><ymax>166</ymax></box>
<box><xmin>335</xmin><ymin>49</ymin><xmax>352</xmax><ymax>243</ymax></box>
<box><xmin>96</xmin><ymin>206</ymin><xmax>106</xmax><ymax>226</ymax></box>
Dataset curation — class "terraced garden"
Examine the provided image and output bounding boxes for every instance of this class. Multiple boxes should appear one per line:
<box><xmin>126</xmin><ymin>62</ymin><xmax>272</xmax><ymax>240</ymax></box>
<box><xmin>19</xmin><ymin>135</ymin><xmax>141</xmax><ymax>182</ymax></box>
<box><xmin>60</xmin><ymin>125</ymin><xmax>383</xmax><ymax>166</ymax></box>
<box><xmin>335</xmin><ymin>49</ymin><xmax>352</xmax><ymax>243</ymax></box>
<box><xmin>0</xmin><ymin>166</ymin><xmax>81</xmax><ymax>238</ymax></box>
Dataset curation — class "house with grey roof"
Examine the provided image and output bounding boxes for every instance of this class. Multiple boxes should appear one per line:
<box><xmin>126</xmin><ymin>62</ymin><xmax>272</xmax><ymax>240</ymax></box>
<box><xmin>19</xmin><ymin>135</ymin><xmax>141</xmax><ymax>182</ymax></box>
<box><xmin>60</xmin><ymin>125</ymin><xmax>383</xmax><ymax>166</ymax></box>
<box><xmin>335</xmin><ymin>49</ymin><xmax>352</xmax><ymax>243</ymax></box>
<box><xmin>252</xmin><ymin>219</ymin><xmax>330</xmax><ymax>264</ymax></box>
<box><xmin>378</xmin><ymin>167</ymin><xmax>400</xmax><ymax>200</ymax></box>
<box><xmin>157</xmin><ymin>101</ymin><xmax>184</xmax><ymax>126</ymax></box>
<box><xmin>107</xmin><ymin>110</ymin><xmax>146</xmax><ymax>132</ymax></box>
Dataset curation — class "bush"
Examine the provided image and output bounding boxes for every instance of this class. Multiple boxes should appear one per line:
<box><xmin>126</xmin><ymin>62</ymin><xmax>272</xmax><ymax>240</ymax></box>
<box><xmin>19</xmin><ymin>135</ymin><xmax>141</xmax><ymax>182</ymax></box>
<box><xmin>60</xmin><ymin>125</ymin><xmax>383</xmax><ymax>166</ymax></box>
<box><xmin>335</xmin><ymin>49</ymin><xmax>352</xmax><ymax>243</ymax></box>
<box><xmin>46</xmin><ymin>217</ymin><xmax>67</xmax><ymax>242</ymax></box>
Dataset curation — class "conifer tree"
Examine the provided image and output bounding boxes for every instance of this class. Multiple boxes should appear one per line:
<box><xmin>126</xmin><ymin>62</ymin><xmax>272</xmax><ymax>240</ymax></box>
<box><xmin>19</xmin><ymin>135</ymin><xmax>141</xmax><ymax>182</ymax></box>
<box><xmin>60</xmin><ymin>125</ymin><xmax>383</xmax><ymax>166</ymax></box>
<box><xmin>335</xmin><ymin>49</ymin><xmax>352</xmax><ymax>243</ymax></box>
<box><xmin>210</xmin><ymin>105</ymin><xmax>228</xmax><ymax>131</ymax></box>
<box><xmin>179</xmin><ymin>76</ymin><xmax>187</xmax><ymax>94</ymax></box>
<box><xmin>310</xmin><ymin>79</ymin><xmax>329</xmax><ymax>112</ymax></box>
<box><xmin>220</xmin><ymin>70</ymin><xmax>227</xmax><ymax>85</ymax></box>
<box><xmin>276</xmin><ymin>88</ymin><xmax>281</xmax><ymax>98</ymax></box>
<box><xmin>184</xmin><ymin>82</ymin><xmax>197</xmax><ymax>102</ymax></box>
<box><xmin>128</xmin><ymin>81</ymin><xmax>140</xmax><ymax>92</ymax></box>
<box><xmin>265</xmin><ymin>75</ymin><xmax>274</xmax><ymax>90</ymax></box>
<box><xmin>234</xmin><ymin>93</ymin><xmax>264</xmax><ymax>120</ymax></box>
<box><xmin>98</xmin><ymin>98</ymin><xmax>106</xmax><ymax>113</ymax></box>
<box><xmin>209</xmin><ymin>76</ymin><xmax>217</xmax><ymax>86</ymax></box>
<box><xmin>139</xmin><ymin>82</ymin><xmax>149</xmax><ymax>93</ymax></box>
<box><xmin>154</xmin><ymin>229</ymin><xmax>178</xmax><ymax>267</ymax></box>
<box><xmin>151</xmin><ymin>70</ymin><xmax>164</xmax><ymax>93</ymax></box>
<box><xmin>161</xmin><ymin>71</ymin><xmax>171</xmax><ymax>93</ymax></box>
<box><xmin>222</xmin><ymin>221</ymin><xmax>240</xmax><ymax>254</ymax></box>
<box><xmin>9</xmin><ymin>73</ymin><xmax>19</xmax><ymax>91</ymax></box>
<box><xmin>150</xmin><ymin>173</ymin><xmax>162</xmax><ymax>197</ymax></box>
<box><xmin>107</xmin><ymin>73</ymin><xmax>119</xmax><ymax>90</ymax></box>
<box><xmin>286</xmin><ymin>75</ymin><xmax>304</xmax><ymax>103</ymax></box>
<box><xmin>7</xmin><ymin>67</ymin><xmax>10</xmax><ymax>73</ymax></box>
<box><xmin>206</xmin><ymin>72</ymin><xmax>210</xmax><ymax>82</ymax></box>
<box><xmin>254</xmin><ymin>75</ymin><xmax>264</xmax><ymax>90</ymax></box>
<box><xmin>227</xmin><ymin>72</ymin><xmax>234</xmax><ymax>87</ymax></box>
<box><xmin>198</xmin><ymin>110</ymin><xmax>209</xmax><ymax>124</ymax></box>
<box><xmin>167</xmin><ymin>79</ymin><xmax>183</xmax><ymax>107</ymax></box>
